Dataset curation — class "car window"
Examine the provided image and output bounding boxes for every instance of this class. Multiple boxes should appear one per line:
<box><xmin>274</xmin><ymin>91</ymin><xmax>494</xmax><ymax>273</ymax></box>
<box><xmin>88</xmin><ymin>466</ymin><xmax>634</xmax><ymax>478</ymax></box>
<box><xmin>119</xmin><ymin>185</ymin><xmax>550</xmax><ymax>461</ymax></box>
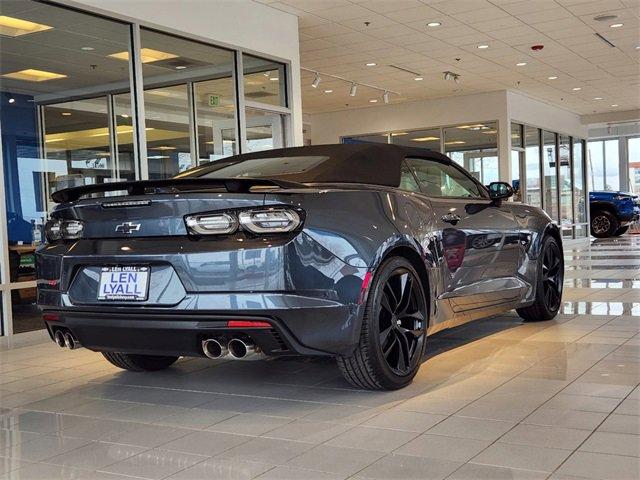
<box><xmin>399</xmin><ymin>163</ymin><xmax>421</xmax><ymax>192</ymax></box>
<box><xmin>406</xmin><ymin>157</ymin><xmax>486</xmax><ymax>198</ymax></box>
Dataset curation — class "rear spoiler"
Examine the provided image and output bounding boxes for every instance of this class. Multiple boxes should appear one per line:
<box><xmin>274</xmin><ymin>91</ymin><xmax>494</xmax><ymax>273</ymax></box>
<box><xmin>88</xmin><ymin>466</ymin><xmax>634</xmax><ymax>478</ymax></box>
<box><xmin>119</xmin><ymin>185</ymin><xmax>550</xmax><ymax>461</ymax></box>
<box><xmin>51</xmin><ymin>178</ymin><xmax>305</xmax><ymax>203</ymax></box>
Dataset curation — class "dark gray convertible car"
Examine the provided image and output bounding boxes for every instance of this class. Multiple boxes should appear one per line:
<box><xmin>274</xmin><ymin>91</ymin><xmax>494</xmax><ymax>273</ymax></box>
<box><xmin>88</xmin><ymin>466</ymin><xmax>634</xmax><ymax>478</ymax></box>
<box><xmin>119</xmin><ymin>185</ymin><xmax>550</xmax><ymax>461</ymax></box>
<box><xmin>36</xmin><ymin>144</ymin><xmax>563</xmax><ymax>390</ymax></box>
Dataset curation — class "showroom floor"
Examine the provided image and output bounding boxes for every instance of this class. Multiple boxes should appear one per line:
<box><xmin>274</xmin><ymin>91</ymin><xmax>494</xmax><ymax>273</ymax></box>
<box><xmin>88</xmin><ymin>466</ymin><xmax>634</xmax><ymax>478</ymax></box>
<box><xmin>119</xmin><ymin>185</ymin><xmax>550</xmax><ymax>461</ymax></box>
<box><xmin>1</xmin><ymin>236</ymin><xmax>639</xmax><ymax>480</ymax></box>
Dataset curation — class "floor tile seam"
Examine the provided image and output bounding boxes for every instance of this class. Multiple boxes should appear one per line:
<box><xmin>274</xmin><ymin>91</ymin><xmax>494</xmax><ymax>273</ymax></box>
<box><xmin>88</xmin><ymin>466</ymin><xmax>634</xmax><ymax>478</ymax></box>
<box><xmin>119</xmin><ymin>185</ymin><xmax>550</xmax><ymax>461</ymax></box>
<box><xmin>544</xmin><ymin>379</ymin><xmax>638</xmax><ymax>478</ymax></box>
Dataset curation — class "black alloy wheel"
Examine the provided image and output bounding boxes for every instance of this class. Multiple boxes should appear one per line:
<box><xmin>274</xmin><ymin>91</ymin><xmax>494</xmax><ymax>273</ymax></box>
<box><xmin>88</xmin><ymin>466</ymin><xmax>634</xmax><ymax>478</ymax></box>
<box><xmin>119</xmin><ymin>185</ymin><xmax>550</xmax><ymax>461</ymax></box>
<box><xmin>337</xmin><ymin>256</ymin><xmax>427</xmax><ymax>390</ymax></box>
<box><xmin>541</xmin><ymin>240</ymin><xmax>563</xmax><ymax>312</ymax></box>
<box><xmin>378</xmin><ymin>268</ymin><xmax>426</xmax><ymax>375</ymax></box>
<box><xmin>590</xmin><ymin>210</ymin><xmax>618</xmax><ymax>238</ymax></box>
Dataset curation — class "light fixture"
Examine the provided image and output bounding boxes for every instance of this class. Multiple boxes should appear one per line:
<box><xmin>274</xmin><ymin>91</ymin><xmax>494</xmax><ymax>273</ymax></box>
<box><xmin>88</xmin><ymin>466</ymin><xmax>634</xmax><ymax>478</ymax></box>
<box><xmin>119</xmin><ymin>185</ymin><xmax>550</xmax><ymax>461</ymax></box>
<box><xmin>611</xmin><ymin>104</ymin><xmax>619</xmax><ymax>107</ymax></box>
<box><xmin>369</xmin><ymin>99</ymin><xmax>378</xmax><ymax>103</ymax></box>
<box><xmin>572</xmin><ymin>87</ymin><xmax>582</xmax><ymax>91</ymax></box>
<box><xmin>270</xmin><ymin>77</ymin><xmax>279</xmax><ymax>81</ymax></box>
<box><xmin>383</xmin><ymin>91</ymin><xmax>390</xmax><ymax>104</ymax></box>
<box><xmin>365</xmin><ymin>62</ymin><xmax>377</xmax><ymax>67</ymax></box>
<box><xmin>2</xmin><ymin>69</ymin><xmax>67</xmax><ymax>82</ymax></box>
<box><xmin>477</xmin><ymin>44</ymin><xmax>489</xmax><ymax>49</ymax></box>
<box><xmin>636</xmin><ymin>45</ymin><xmax>640</xmax><ymax>50</ymax></box>
<box><xmin>323</xmin><ymin>89</ymin><xmax>333</xmax><ymax>93</ymax></box>
<box><xmin>391</xmin><ymin>132</ymin><xmax>408</xmax><ymax>136</ymax></box>
<box><xmin>516</xmin><ymin>62</ymin><xmax>527</xmax><ymax>66</ymax></box>
<box><xmin>121</xmin><ymin>114</ymin><xmax>129</xmax><ymax>118</ymax></box>
<box><xmin>312</xmin><ymin>72</ymin><xmax>321</xmax><ymax>88</ymax></box>
<box><xmin>445</xmin><ymin>140</ymin><xmax>466</xmax><ymax>145</ymax></box>
<box><xmin>548</xmin><ymin>76</ymin><xmax>558</xmax><ymax>80</ymax></box>
<box><xmin>426</xmin><ymin>22</ymin><xmax>441</xmax><ymax>27</ymax></box>
<box><xmin>61</xmin><ymin>112</ymin><xmax>71</xmax><ymax>116</ymax></box>
<box><xmin>610</xmin><ymin>23</ymin><xmax>623</xmax><ymax>28</ymax></box>
<box><xmin>0</xmin><ymin>16</ymin><xmax>52</xmax><ymax>37</ymax></box>
<box><xmin>81</xmin><ymin>46</ymin><xmax>95</xmax><ymax>51</ymax></box>
<box><xmin>412</xmin><ymin>136</ymin><xmax>439</xmax><ymax>142</ymax></box>
<box><xmin>443</xmin><ymin>71</ymin><xmax>460</xmax><ymax>82</ymax></box>
<box><xmin>154</xmin><ymin>146</ymin><xmax>176</xmax><ymax>150</ymax></box>
<box><xmin>349</xmin><ymin>82</ymin><xmax>357</xmax><ymax>97</ymax></box>
<box><xmin>109</xmin><ymin>48</ymin><xmax>178</xmax><ymax>63</ymax></box>
<box><xmin>414</xmin><ymin>76</ymin><xmax>423</xmax><ymax>81</ymax></box>
<box><xmin>594</xmin><ymin>97</ymin><xmax>604</xmax><ymax>100</ymax></box>
<box><xmin>175</xmin><ymin>65</ymin><xmax>187</xmax><ymax>70</ymax></box>
<box><xmin>8</xmin><ymin>98</ymin><xmax>15</xmax><ymax>104</ymax></box>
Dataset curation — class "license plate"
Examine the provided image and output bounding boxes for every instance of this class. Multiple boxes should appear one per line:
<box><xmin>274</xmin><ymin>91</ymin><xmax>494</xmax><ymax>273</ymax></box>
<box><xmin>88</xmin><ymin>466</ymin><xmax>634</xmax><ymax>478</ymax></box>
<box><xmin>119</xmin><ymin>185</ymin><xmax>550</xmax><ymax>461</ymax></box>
<box><xmin>97</xmin><ymin>266</ymin><xmax>149</xmax><ymax>301</ymax></box>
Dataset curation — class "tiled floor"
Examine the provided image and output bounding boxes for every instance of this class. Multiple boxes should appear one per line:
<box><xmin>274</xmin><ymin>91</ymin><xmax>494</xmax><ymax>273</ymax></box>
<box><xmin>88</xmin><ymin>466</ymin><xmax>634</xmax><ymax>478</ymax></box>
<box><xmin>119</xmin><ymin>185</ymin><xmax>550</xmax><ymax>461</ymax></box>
<box><xmin>1</xmin><ymin>236</ymin><xmax>639</xmax><ymax>480</ymax></box>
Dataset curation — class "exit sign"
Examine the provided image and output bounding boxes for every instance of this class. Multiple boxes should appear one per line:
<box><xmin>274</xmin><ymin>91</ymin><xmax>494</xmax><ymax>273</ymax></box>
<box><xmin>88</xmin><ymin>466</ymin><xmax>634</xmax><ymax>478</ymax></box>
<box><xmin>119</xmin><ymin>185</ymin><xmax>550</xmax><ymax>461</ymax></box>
<box><xmin>207</xmin><ymin>94</ymin><xmax>220</xmax><ymax>107</ymax></box>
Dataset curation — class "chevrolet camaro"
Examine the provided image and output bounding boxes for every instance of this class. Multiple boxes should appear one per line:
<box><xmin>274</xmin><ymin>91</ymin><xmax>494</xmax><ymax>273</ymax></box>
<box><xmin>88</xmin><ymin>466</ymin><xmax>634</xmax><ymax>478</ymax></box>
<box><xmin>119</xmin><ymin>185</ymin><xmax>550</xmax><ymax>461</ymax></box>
<box><xmin>36</xmin><ymin>144</ymin><xmax>564</xmax><ymax>390</ymax></box>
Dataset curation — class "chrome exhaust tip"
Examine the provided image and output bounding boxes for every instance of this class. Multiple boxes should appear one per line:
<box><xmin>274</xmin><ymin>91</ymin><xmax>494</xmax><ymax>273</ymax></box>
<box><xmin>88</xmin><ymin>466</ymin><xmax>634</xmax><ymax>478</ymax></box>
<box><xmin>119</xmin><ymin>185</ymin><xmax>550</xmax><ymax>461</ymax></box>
<box><xmin>202</xmin><ymin>338</ymin><xmax>228</xmax><ymax>359</ymax></box>
<box><xmin>63</xmin><ymin>332</ymin><xmax>79</xmax><ymax>350</ymax></box>
<box><xmin>53</xmin><ymin>330</ymin><xmax>66</xmax><ymax>348</ymax></box>
<box><xmin>228</xmin><ymin>338</ymin><xmax>260</xmax><ymax>360</ymax></box>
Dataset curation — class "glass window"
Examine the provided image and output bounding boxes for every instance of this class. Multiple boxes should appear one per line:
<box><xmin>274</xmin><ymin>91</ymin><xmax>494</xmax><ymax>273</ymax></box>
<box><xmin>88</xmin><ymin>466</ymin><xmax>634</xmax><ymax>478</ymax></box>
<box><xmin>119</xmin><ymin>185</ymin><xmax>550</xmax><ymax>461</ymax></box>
<box><xmin>0</xmin><ymin>0</ymin><xmax>133</xmax><ymax>332</ymax></box>
<box><xmin>628</xmin><ymin>137</ymin><xmax>640</xmax><ymax>194</ymax></box>
<box><xmin>391</xmin><ymin>129</ymin><xmax>440</xmax><ymax>152</ymax></box>
<box><xmin>573</xmin><ymin>139</ymin><xmax>587</xmax><ymax>234</ymax></box>
<box><xmin>139</xmin><ymin>28</ymin><xmax>236</xmax><ymax>176</ymax></box>
<box><xmin>511</xmin><ymin>122</ymin><xmax>523</xmax><ymax>149</ymax></box>
<box><xmin>113</xmin><ymin>93</ymin><xmax>136</xmax><ymax>181</ymax></box>
<box><xmin>443</xmin><ymin>122</ymin><xmax>498</xmax><ymax>184</ymax></box>
<box><xmin>243</xmin><ymin>54</ymin><xmax>286</xmax><ymax>107</ymax></box>
<box><xmin>399</xmin><ymin>163</ymin><xmax>420</xmax><ymax>192</ymax></box>
<box><xmin>605</xmin><ymin>139</ymin><xmax>620</xmax><ymax>191</ymax></box>
<box><xmin>559</xmin><ymin>135</ymin><xmax>573</xmax><ymax>228</ymax></box>
<box><xmin>511</xmin><ymin>150</ymin><xmax>523</xmax><ymax>202</ymax></box>
<box><xmin>525</xmin><ymin>126</ymin><xmax>541</xmax><ymax>207</ymax></box>
<box><xmin>245</xmin><ymin>106</ymin><xmax>286</xmax><ymax>152</ymax></box>
<box><xmin>543</xmin><ymin>130</ymin><xmax>558</xmax><ymax>221</ymax></box>
<box><xmin>588</xmin><ymin>140</ymin><xmax>605</xmax><ymax>191</ymax></box>
<box><xmin>406</xmin><ymin>158</ymin><xmax>485</xmax><ymax>198</ymax></box>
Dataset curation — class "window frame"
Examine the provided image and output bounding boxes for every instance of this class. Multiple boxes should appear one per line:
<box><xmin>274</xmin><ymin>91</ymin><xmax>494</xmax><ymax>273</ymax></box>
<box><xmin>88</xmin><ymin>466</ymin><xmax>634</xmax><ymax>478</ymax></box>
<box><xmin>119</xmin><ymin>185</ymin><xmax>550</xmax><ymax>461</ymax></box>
<box><xmin>403</xmin><ymin>156</ymin><xmax>489</xmax><ymax>200</ymax></box>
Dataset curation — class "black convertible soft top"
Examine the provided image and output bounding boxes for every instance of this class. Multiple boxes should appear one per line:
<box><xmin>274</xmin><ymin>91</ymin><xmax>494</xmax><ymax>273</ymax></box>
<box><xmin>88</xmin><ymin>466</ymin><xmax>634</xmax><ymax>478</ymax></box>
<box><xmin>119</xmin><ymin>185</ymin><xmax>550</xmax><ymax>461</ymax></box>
<box><xmin>180</xmin><ymin>143</ymin><xmax>457</xmax><ymax>187</ymax></box>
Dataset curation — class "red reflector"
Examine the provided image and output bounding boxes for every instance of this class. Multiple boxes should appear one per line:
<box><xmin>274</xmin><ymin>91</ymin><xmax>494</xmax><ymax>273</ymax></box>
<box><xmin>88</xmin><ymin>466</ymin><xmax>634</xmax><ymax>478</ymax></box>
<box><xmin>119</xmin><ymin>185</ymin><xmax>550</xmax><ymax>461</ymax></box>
<box><xmin>357</xmin><ymin>271</ymin><xmax>373</xmax><ymax>304</ymax></box>
<box><xmin>227</xmin><ymin>320</ymin><xmax>271</xmax><ymax>329</ymax></box>
<box><xmin>42</xmin><ymin>313</ymin><xmax>60</xmax><ymax>322</ymax></box>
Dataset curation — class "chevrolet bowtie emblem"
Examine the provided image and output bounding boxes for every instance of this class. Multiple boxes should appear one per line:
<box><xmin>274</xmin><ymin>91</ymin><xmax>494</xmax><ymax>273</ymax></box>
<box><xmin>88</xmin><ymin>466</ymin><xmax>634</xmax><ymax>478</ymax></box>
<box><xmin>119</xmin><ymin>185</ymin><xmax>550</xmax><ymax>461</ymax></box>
<box><xmin>115</xmin><ymin>222</ymin><xmax>141</xmax><ymax>234</ymax></box>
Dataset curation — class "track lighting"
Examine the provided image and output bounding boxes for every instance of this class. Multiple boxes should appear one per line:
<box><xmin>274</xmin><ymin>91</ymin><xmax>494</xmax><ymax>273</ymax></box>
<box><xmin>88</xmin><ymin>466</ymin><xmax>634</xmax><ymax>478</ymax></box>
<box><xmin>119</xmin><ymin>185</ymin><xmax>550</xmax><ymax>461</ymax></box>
<box><xmin>443</xmin><ymin>71</ymin><xmax>460</xmax><ymax>83</ymax></box>
<box><xmin>301</xmin><ymin>67</ymin><xmax>398</xmax><ymax>103</ymax></box>
<box><xmin>349</xmin><ymin>82</ymin><xmax>357</xmax><ymax>97</ymax></box>
<box><xmin>383</xmin><ymin>91</ymin><xmax>389</xmax><ymax>104</ymax></box>
<box><xmin>312</xmin><ymin>73</ymin><xmax>321</xmax><ymax>88</ymax></box>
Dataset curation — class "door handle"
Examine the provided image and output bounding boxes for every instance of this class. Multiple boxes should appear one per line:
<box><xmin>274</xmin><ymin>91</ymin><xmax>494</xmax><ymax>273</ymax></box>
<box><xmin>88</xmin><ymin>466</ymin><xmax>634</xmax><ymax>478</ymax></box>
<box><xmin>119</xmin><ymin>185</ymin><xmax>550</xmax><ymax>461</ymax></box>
<box><xmin>441</xmin><ymin>213</ymin><xmax>461</xmax><ymax>225</ymax></box>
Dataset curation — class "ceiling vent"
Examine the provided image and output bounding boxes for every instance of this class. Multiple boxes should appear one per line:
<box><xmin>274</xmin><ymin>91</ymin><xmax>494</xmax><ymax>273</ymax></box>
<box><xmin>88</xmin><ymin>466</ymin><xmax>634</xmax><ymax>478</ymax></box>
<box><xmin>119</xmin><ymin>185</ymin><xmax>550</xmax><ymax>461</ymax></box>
<box><xmin>593</xmin><ymin>14</ymin><xmax>618</xmax><ymax>22</ymax></box>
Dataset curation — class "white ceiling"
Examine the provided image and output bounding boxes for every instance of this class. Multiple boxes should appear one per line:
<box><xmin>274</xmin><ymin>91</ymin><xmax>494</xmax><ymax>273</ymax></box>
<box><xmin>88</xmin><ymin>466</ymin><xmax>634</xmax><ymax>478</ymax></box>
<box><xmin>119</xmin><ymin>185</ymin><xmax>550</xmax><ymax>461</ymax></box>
<box><xmin>255</xmin><ymin>0</ymin><xmax>640</xmax><ymax>115</ymax></box>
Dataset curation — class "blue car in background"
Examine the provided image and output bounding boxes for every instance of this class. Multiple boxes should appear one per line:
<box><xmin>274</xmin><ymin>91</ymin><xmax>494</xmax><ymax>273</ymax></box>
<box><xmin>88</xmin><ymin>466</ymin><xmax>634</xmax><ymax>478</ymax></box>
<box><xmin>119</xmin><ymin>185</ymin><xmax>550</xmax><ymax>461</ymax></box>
<box><xmin>590</xmin><ymin>191</ymin><xmax>640</xmax><ymax>238</ymax></box>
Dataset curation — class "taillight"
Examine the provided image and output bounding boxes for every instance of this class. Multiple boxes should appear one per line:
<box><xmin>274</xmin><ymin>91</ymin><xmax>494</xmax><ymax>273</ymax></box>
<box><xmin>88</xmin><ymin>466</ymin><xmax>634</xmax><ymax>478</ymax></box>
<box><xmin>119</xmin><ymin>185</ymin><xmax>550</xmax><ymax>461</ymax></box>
<box><xmin>185</xmin><ymin>213</ymin><xmax>238</xmax><ymax>235</ymax></box>
<box><xmin>45</xmin><ymin>219</ymin><xmax>84</xmax><ymax>242</ymax></box>
<box><xmin>238</xmin><ymin>208</ymin><xmax>301</xmax><ymax>234</ymax></box>
<box><xmin>185</xmin><ymin>207</ymin><xmax>303</xmax><ymax>236</ymax></box>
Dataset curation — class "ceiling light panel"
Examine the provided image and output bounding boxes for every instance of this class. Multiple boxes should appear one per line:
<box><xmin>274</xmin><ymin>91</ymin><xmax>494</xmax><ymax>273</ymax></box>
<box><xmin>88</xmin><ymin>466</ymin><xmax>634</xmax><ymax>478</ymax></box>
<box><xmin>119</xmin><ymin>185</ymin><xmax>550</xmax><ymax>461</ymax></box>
<box><xmin>0</xmin><ymin>16</ymin><xmax>52</xmax><ymax>37</ymax></box>
<box><xmin>2</xmin><ymin>69</ymin><xmax>67</xmax><ymax>82</ymax></box>
<box><xmin>109</xmin><ymin>48</ymin><xmax>178</xmax><ymax>63</ymax></box>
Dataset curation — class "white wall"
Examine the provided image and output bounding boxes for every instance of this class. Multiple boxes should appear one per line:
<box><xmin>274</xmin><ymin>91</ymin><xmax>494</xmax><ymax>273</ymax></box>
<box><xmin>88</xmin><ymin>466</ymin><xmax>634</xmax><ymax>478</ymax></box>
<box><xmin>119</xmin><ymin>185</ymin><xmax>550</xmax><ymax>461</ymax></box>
<box><xmin>59</xmin><ymin>0</ymin><xmax>303</xmax><ymax>145</ymax></box>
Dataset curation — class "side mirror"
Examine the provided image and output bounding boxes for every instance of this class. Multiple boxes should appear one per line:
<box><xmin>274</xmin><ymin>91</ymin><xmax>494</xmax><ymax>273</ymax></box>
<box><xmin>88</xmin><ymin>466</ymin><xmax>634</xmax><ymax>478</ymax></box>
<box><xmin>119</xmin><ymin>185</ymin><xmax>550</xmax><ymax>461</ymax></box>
<box><xmin>487</xmin><ymin>182</ymin><xmax>514</xmax><ymax>202</ymax></box>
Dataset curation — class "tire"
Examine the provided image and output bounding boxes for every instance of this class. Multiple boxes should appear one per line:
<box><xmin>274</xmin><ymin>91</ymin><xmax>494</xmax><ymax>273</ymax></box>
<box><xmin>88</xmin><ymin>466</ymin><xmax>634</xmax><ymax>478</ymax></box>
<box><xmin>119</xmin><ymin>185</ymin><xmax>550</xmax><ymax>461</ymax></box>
<box><xmin>517</xmin><ymin>236</ymin><xmax>564</xmax><ymax>322</ymax></box>
<box><xmin>590</xmin><ymin>210</ymin><xmax>618</xmax><ymax>238</ymax></box>
<box><xmin>102</xmin><ymin>352</ymin><xmax>179</xmax><ymax>372</ymax></box>
<box><xmin>614</xmin><ymin>225</ymin><xmax>629</xmax><ymax>236</ymax></box>
<box><xmin>337</xmin><ymin>256</ymin><xmax>427</xmax><ymax>390</ymax></box>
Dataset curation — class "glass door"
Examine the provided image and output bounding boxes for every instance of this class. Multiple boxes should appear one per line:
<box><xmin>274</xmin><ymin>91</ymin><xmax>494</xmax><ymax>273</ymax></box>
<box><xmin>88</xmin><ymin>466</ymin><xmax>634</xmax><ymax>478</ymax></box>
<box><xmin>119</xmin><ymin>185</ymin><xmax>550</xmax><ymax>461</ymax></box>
<box><xmin>559</xmin><ymin>134</ymin><xmax>573</xmax><ymax>237</ymax></box>
<box><xmin>245</xmin><ymin>106</ymin><xmax>287</xmax><ymax>152</ymax></box>
<box><xmin>628</xmin><ymin>137</ymin><xmax>640</xmax><ymax>194</ymax></box>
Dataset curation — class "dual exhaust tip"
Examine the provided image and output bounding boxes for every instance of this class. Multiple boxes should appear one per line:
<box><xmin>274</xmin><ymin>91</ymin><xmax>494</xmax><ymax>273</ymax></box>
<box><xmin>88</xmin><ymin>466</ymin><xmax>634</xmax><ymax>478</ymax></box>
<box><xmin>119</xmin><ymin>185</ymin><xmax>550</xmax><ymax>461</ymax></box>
<box><xmin>202</xmin><ymin>338</ymin><xmax>260</xmax><ymax>360</ymax></box>
<box><xmin>53</xmin><ymin>329</ymin><xmax>80</xmax><ymax>350</ymax></box>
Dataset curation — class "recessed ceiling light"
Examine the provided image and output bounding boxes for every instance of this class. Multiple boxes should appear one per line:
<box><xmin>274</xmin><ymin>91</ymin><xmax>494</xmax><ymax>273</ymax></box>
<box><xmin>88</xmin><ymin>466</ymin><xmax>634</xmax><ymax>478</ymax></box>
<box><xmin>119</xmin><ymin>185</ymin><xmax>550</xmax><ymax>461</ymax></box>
<box><xmin>154</xmin><ymin>146</ymin><xmax>176</xmax><ymax>150</ymax></box>
<box><xmin>610</xmin><ymin>23</ymin><xmax>623</xmax><ymax>28</ymax></box>
<box><xmin>121</xmin><ymin>114</ymin><xmax>129</xmax><ymax>118</ymax></box>
<box><xmin>269</xmin><ymin>77</ymin><xmax>279</xmax><ymax>81</ymax></box>
<box><xmin>2</xmin><ymin>68</ymin><xmax>67</xmax><ymax>82</ymax></box>
<box><xmin>61</xmin><ymin>112</ymin><xmax>71</xmax><ymax>116</ymax></box>
<box><xmin>477</xmin><ymin>44</ymin><xmax>489</xmax><ymax>49</ymax></box>
<box><xmin>8</xmin><ymin>98</ymin><xmax>15</xmax><ymax>104</ymax></box>
<box><xmin>365</xmin><ymin>62</ymin><xmax>377</xmax><ymax>67</ymax></box>
<box><xmin>391</xmin><ymin>132</ymin><xmax>408</xmax><ymax>136</ymax></box>
<box><xmin>427</xmin><ymin>22</ymin><xmax>441</xmax><ymax>27</ymax></box>
<box><xmin>369</xmin><ymin>99</ymin><xmax>378</xmax><ymax>103</ymax></box>
<box><xmin>572</xmin><ymin>87</ymin><xmax>582</xmax><ymax>91</ymax></box>
<box><xmin>516</xmin><ymin>62</ymin><xmax>527</xmax><ymax>66</ymax></box>
<box><xmin>109</xmin><ymin>48</ymin><xmax>178</xmax><ymax>63</ymax></box>
<box><xmin>636</xmin><ymin>45</ymin><xmax>640</xmax><ymax>49</ymax></box>
<box><xmin>548</xmin><ymin>76</ymin><xmax>558</xmax><ymax>80</ymax></box>
<box><xmin>81</xmin><ymin>46</ymin><xmax>95</xmax><ymax>51</ymax></box>
<box><xmin>0</xmin><ymin>15</ymin><xmax>52</xmax><ymax>37</ymax></box>
<box><xmin>594</xmin><ymin>97</ymin><xmax>604</xmax><ymax>100</ymax></box>
<box><xmin>323</xmin><ymin>89</ymin><xmax>333</xmax><ymax>93</ymax></box>
<box><xmin>412</xmin><ymin>136</ymin><xmax>439</xmax><ymax>142</ymax></box>
<box><xmin>175</xmin><ymin>65</ymin><xmax>187</xmax><ymax>70</ymax></box>
<box><xmin>414</xmin><ymin>76</ymin><xmax>423</xmax><ymax>81</ymax></box>
<box><xmin>445</xmin><ymin>140</ymin><xmax>466</xmax><ymax>145</ymax></box>
<box><xmin>611</xmin><ymin>104</ymin><xmax>619</xmax><ymax>107</ymax></box>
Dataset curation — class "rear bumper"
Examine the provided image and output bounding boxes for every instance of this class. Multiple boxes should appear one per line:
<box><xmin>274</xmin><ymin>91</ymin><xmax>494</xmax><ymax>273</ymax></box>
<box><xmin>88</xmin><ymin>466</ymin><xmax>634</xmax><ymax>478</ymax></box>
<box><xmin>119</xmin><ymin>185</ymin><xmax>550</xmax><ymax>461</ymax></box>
<box><xmin>41</xmin><ymin>293</ymin><xmax>362</xmax><ymax>357</ymax></box>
